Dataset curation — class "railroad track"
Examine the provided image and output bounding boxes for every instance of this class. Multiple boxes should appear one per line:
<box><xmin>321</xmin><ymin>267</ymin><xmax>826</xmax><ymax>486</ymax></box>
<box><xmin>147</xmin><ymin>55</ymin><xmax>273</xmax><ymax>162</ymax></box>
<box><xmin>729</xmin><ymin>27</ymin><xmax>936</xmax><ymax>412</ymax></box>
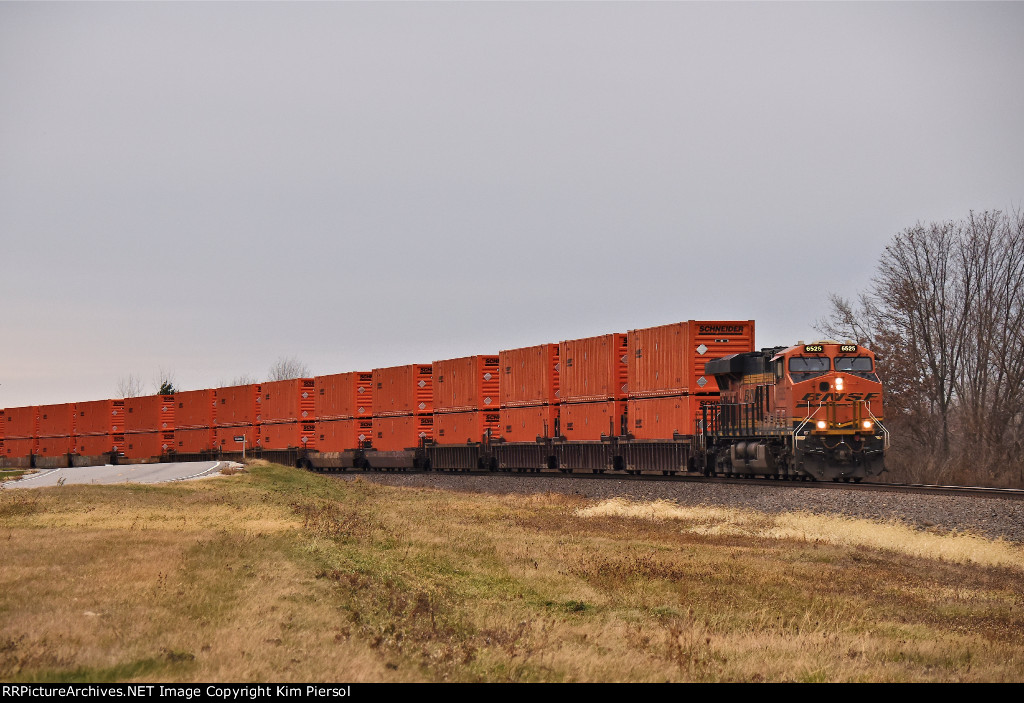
<box><xmin>323</xmin><ymin>466</ymin><xmax>1024</xmax><ymax>500</ymax></box>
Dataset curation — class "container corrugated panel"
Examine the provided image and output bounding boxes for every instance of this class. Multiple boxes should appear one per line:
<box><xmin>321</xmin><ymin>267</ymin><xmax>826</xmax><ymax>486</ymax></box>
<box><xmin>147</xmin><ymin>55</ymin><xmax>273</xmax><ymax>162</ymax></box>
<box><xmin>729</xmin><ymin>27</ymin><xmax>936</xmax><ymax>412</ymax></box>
<box><xmin>433</xmin><ymin>355</ymin><xmax>500</xmax><ymax>413</ymax></box>
<box><xmin>175</xmin><ymin>427</ymin><xmax>216</xmax><ymax>453</ymax></box>
<box><xmin>37</xmin><ymin>403</ymin><xmax>75</xmax><ymax>438</ymax></box>
<box><xmin>76</xmin><ymin>434</ymin><xmax>114</xmax><ymax>457</ymax></box>
<box><xmin>372</xmin><ymin>365</ymin><xmax>433</xmax><ymax>416</ymax></box>
<box><xmin>3</xmin><ymin>406</ymin><xmax>38</xmax><ymax>439</ymax></box>
<box><xmin>260</xmin><ymin>421</ymin><xmax>317</xmax><ymax>450</ymax></box>
<box><xmin>216</xmin><ymin>384</ymin><xmax>262</xmax><ymax>426</ymax></box>
<box><xmin>628</xmin><ymin>320</ymin><xmax>755</xmax><ymax>398</ymax></box>
<box><xmin>371</xmin><ymin>414</ymin><xmax>433</xmax><ymax>451</ymax></box>
<box><xmin>559</xmin><ymin>333</ymin><xmax>628</xmax><ymax>402</ymax></box>
<box><xmin>259</xmin><ymin>378</ymin><xmax>316</xmax><ymax>424</ymax></box>
<box><xmin>74</xmin><ymin>399</ymin><xmax>126</xmax><ymax>436</ymax></box>
<box><xmin>560</xmin><ymin>400</ymin><xmax>627</xmax><ymax>441</ymax></box>
<box><xmin>316</xmin><ymin>418</ymin><xmax>367</xmax><ymax>452</ymax></box>
<box><xmin>36</xmin><ymin>435</ymin><xmax>72</xmax><ymax>456</ymax></box>
<box><xmin>215</xmin><ymin>425</ymin><xmax>258</xmax><ymax>450</ymax></box>
<box><xmin>315</xmin><ymin>372</ymin><xmax>373</xmax><ymax>420</ymax></box>
<box><xmin>499</xmin><ymin>343</ymin><xmax>560</xmax><ymax>407</ymax></box>
<box><xmin>433</xmin><ymin>410</ymin><xmax>502</xmax><ymax>445</ymax></box>
<box><xmin>3</xmin><ymin>437</ymin><xmax>37</xmax><ymax>459</ymax></box>
<box><xmin>626</xmin><ymin>396</ymin><xmax>716</xmax><ymax>440</ymax></box>
<box><xmin>0</xmin><ymin>410</ymin><xmax>4</xmax><ymax>441</ymax></box>
<box><xmin>122</xmin><ymin>431</ymin><xmax>175</xmax><ymax>459</ymax></box>
<box><xmin>125</xmin><ymin>395</ymin><xmax>176</xmax><ymax>433</ymax></box>
<box><xmin>175</xmin><ymin>389</ymin><xmax>216</xmax><ymax>430</ymax></box>
<box><xmin>500</xmin><ymin>405</ymin><xmax>559</xmax><ymax>443</ymax></box>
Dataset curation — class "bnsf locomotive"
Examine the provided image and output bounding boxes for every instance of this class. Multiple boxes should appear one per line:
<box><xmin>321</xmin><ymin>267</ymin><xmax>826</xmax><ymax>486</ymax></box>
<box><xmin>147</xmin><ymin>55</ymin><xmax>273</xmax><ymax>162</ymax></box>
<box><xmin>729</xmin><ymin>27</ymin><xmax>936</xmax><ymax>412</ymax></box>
<box><xmin>0</xmin><ymin>321</ymin><xmax>887</xmax><ymax>482</ymax></box>
<box><xmin>699</xmin><ymin>342</ymin><xmax>888</xmax><ymax>482</ymax></box>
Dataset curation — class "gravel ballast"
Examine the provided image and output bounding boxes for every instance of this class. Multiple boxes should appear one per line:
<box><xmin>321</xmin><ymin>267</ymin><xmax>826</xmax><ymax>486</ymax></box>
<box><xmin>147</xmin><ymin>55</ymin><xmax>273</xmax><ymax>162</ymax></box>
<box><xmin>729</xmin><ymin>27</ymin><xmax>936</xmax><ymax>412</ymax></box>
<box><xmin>336</xmin><ymin>473</ymin><xmax>1024</xmax><ymax>543</ymax></box>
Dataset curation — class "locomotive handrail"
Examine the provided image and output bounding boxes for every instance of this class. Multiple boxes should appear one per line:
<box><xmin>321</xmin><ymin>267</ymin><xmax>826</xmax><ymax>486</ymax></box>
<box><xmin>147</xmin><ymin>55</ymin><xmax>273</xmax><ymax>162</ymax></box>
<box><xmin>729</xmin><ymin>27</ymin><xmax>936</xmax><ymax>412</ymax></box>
<box><xmin>863</xmin><ymin>401</ymin><xmax>890</xmax><ymax>450</ymax></box>
<box><xmin>791</xmin><ymin>401</ymin><xmax>824</xmax><ymax>453</ymax></box>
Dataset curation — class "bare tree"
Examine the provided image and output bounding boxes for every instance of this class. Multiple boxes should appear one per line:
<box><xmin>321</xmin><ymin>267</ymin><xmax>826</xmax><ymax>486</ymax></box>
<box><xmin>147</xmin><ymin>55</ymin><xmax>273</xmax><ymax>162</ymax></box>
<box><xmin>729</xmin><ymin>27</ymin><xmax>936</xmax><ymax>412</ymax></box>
<box><xmin>267</xmin><ymin>356</ymin><xmax>310</xmax><ymax>381</ymax></box>
<box><xmin>819</xmin><ymin>208</ymin><xmax>1024</xmax><ymax>487</ymax></box>
<box><xmin>117</xmin><ymin>374</ymin><xmax>144</xmax><ymax>398</ymax></box>
<box><xmin>154</xmin><ymin>367</ymin><xmax>177</xmax><ymax>395</ymax></box>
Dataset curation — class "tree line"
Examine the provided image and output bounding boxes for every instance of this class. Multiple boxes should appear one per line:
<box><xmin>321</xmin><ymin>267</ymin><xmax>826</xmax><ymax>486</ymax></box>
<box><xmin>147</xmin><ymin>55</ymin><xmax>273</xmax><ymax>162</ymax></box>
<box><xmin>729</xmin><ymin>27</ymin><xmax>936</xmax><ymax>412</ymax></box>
<box><xmin>819</xmin><ymin>208</ymin><xmax>1024</xmax><ymax>487</ymax></box>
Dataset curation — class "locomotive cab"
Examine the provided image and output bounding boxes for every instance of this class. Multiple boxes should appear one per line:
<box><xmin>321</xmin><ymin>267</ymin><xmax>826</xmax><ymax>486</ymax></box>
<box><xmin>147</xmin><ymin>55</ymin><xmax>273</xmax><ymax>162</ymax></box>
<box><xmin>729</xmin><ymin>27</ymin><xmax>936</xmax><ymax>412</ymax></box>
<box><xmin>702</xmin><ymin>342</ymin><xmax>888</xmax><ymax>481</ymax></box>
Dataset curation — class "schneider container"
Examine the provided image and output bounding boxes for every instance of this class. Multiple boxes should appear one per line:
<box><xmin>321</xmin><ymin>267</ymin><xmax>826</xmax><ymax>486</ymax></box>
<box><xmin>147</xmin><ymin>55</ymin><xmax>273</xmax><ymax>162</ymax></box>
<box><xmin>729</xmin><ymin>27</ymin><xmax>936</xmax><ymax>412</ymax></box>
<box><xmin>372</xmin><ymin>365</ymin><xmax>433</xmax><ymax>416</ymax></box>
<box><xmin>627</xmin><ymin>320</ymin><xmax>755</xmax><ymax>397</ymax></box>
<box><xmin>499</xmin><ymin>343</ymin><xmax>560</xmax><ymax>407</ymax></box>
<box><xmin>433</xmin><ymin>355</ymin><xmax>500</xmax><ymax>413</ymax></box>
<box><xmin>558</xmin><ymin>333</ymin><xmax>628</xmax><ymax>403</ymax></box>
<box><xmin>315</xmin><ymin>372</ymin><xmax>373</xmax><ymax>420</ymax></box>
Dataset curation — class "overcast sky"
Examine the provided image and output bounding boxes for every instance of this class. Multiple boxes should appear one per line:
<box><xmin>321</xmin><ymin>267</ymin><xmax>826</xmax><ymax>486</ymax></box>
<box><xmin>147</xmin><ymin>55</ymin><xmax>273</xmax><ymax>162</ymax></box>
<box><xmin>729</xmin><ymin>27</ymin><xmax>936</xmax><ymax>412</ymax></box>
<box><xmin>2</xmin><ymin>2</ymin><xmax>1023</xmax><ymax>408</ymax></box>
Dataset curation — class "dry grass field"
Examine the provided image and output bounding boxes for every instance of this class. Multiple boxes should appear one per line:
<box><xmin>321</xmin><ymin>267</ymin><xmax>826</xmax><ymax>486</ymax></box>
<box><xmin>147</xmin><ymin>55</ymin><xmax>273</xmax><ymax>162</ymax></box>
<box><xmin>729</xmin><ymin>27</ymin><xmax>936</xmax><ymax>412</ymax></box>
<box><xmin>1</xmin><ymin>463</ymin><xmax>1022</xmax><ymax>682</ymax></box>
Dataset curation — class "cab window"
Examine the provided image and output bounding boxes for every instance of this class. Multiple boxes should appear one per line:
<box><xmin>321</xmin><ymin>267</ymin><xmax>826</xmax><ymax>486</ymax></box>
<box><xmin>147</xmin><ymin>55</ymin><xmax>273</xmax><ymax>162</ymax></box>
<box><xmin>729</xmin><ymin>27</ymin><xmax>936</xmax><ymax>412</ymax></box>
<box><xmin>834</xmin><ymin>355</ymin><xmax>879</xmax><ymax>381</ymax></box>
<box><xmin>834</xmin><ymin>356</ymin><xmax>873</xmax><ymax>372</ymax></box>
<box><xmin>788</xmin><ymin>356</ymin><xmax>830</xmax><ymax>382</ymax></box>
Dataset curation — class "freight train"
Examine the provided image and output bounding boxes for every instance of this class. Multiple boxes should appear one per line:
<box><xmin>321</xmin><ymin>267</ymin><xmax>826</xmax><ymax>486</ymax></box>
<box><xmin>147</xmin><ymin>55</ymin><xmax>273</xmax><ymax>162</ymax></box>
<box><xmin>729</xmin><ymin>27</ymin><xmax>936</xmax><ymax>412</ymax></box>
<box><xmin>0</xmin><ymin>320</ymin><xmax>888</xmax><ymax>482</ymax></box>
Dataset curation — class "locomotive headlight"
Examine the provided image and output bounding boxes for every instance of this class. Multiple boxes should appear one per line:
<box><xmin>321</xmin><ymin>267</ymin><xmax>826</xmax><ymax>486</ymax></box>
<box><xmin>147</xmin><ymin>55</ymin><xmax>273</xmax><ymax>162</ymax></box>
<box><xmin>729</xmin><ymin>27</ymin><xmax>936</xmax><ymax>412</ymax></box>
<box><xmin>816</xmin><ymin>420</ymin><xmax>827</xmax><ymax>430</ymax></box>
<box><xmin>862</xmin><ymin>420</ymin><xmax>873</xmax><ymax>430</ymax></box>
<box><xmin>835</xmin><ymin>376</ymin><xmax>844</xmax><ymax>390</ymax></box>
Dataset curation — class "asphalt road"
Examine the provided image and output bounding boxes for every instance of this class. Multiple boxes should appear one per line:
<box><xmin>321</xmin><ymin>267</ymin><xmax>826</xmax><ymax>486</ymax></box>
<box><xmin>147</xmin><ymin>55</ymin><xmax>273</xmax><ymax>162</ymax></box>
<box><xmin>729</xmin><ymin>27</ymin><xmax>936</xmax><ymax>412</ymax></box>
<box><xmin>2</xmin><ymin>461</ymin><xmax>235</xmax><ymax>490</ymax></box>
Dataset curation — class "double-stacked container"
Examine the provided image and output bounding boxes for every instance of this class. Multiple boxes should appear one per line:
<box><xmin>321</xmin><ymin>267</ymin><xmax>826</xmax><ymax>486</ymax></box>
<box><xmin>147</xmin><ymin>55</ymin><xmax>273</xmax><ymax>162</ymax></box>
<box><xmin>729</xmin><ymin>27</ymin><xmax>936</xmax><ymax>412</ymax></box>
<box><xmin>625</xmin><ymin>320</ymin><xmax>756</xmax><ymax>439</ymax></box>
<box><xmin>558</xmin><ymin>333</ymin><xmax>628</xmax><ymax>441</ymax></box>
<box><xmin>371</xmin><ymin>364</ymin><xmax>433</xmax><ymax>451</ymax></box>
<box><xmin>174</xmin><ymin>389</ymin><xmax>217</xmax><ymax>453</ymax></box>
<box><xmin>258</xmin><ymin>378</ymin><xmax>317</xmax><ymax>450</ymax></box>
<box><xmin>2</xmin><ymin>406</ymin><xmax>38</xmax><ymax>465</ymax></box>
<box><xmin>36</xmin><ymin>403</ymin><xmax>76</xmax><ymax>460</ymax></box>
<box><xmin>214</xmin><ymin>383</ymin><xmax>262</xmax><ymax>451</ymax></box>
<box><xmin>433</xmin><ymin>355</ymin><xmax>501</xmax><ymax>445</ymax></box>
<box><xmin>74</xmin><ymin>399</ymin><xmax>127</xmax><ymax>458</ymax></box>
<box><xmin>314</xmin><ymin>372</ymin><xmax>373</xmax><ymax>452</ymax></box>
<box><xmin>498</xmin><ymin>342</ymin><xmax>560</xmax><ymax>442</ymax></box>
<box><xmin>123</xmin><ymin>394</ymin><xmax>176</xmax><ymax>459</ymax></box>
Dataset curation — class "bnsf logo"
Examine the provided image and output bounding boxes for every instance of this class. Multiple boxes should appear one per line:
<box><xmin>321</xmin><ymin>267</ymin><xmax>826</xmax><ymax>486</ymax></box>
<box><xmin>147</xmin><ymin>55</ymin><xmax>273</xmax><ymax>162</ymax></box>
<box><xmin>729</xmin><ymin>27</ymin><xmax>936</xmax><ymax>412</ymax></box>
<box><xmin>800</xmin><ymin>392</ymin><xmax>881</xmax><ymax>402</ymax></box>
<box><xmin>699</xmin><ymin>325</ymin><xmax>744</xmax><ymax>334</ymax></box>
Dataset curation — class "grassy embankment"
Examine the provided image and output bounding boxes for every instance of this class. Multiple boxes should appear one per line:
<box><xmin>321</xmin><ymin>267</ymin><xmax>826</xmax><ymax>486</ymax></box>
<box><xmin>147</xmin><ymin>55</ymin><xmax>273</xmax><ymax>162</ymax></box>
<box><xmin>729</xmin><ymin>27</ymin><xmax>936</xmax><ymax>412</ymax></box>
<box><xmin>1</xmin><ymin>462</ymin><xmax>1022</xmax><ymax>682</ymax></box>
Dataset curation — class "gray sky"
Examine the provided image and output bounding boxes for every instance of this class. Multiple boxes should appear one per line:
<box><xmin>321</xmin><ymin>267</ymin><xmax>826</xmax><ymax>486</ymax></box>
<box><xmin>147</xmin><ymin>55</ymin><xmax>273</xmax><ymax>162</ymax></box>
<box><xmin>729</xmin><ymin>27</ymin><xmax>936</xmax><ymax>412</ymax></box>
<box><xmin>2</xmin><ymin>2</ymin><xmax>1023</xmax><ymax>408</ymax></box>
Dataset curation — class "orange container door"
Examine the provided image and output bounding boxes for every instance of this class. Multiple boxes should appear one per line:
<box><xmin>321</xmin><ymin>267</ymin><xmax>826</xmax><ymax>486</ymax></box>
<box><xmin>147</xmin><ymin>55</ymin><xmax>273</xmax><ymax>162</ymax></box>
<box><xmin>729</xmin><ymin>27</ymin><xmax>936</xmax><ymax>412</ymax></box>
<box><xmin>500</xmin><ymin>405</ymin><xmax>559</xmax><ymax>442</ymax></box>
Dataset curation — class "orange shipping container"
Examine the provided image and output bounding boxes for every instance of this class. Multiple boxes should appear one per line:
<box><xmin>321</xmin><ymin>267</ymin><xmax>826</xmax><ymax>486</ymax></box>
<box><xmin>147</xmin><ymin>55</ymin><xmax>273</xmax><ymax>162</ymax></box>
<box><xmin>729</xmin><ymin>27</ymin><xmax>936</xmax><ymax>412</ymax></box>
<box><xmin>433</xmin><ymin>410</ymin><xmax>501</xmax><ymax>445</ymax></box>
<box><xmin>559</xmin><ymin>333</ymin><xmax>628</xmax><ymax>403</ymax></box>
<box><xmin>76</xmin><ymin>434</ymin><xmax>115</xmax><ymax>456</ymax></box>
<box><xmin>3</xmin><ymin>406</ymin><xmax>38</xmax><ymax>439</ymax></box>
<box><xmin>259</xmin><ymin>379</ymin><xmax>316</xmax><ymax>424</ymax></box>
<box><xmin>627</xmin><ymin>320</ymin><xmax>755</xmax><ymax>398</ymax></box>
<box><xmin>434</xmin><ymin>355</ymin><xmax>500</xmax><ymax>413</ymax></box>
<box><xmin>626</xmin><ymin>396</ymin><xmax>717</xmax><ymax>440</ymax></box>
<box><xmin>125</xmin><ymin>395</ymin><xmax>176</xmax><ymax>433</ymax></box>
<box><xmin>122</xmin><ymin>431</ymin><xmax>175</xmax><ymax>459</ymax></box>
<box><xmin>500</xmin><ymin>405</ymin><xmax>559</xmax><ymax>443</ymax></box>
<box><xmin>3</xmin><ymin>437</ymin><xmax>36</xmax><ymax>459</ymax></box>
<box><xmin>499</xmin><ymin>343</ymin><xmax>560</xmax><ymax>407</ymax></box>
<box><xmin>75</xmin><ymin>399</ymin><xmax>126</xmax><ymax>436</ymax></box>
<box><xmin>175</xmin><ymin>389</ymin><xmax>217</xmax><ymax>430</ymax></box>
<box><xmin>560</xmin><ymin>400</ymin><xmax>627</xmax><ymax>441</ymax></box>
<box><xmin>216</xmin><ymin>384</ymin><xmax>262</xmax><ymax>426</ymax></box>
<box><xmin>372</xmin><ymin>365</ymin><xmax>433</xmax><ymax>416</ymax></box>
<box><xmin>316</xmin><ymin>418</ymin><xmax>373</xmax><ymax>452</ymax></box>
<box><xmin>371</xmin><ymin>415</ymin><xmax>433</xmax><ymax>451</ymax></box>
<box><xmin>315</xmin><ymin>372</ymin><xmax>373</xmax><ymax>420</ymax></box>
<box><xmin>36</xmin><ymin>435</ymin><xmax>72</xmax><ymax>456</ymax></box>
<box><xmin>174</xmin><ymin>427</ymin><xmax>216</xmax><ymax>453</ymax></box>
<box><xmin>38</xmin><ymin>403</ymin><xmax>75</xmax><ymax>438</ymax></box>
<box><xmin>260</xmin><ymin>421</ymin><xmax>317</xmax><ymax>450</ymax></box>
